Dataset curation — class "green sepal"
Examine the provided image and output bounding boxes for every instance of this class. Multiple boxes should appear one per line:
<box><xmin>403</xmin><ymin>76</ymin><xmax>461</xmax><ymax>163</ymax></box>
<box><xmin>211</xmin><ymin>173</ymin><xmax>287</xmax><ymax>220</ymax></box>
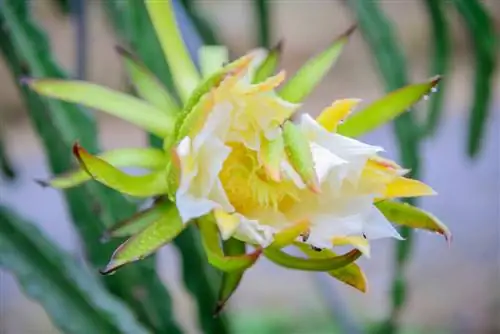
<box><xmin>263</xmin><ymin>247</ymin><xmax>361</xmax><ymax>271</ymax></box>
<box><xmin>375</xmin><ymin>200</ymin><xmax>451</xmax><ymax>243</ymax></box>
<box><xmin>337</xmin><ymin>76</ymin><xmax>442</xmax><ymax>138</ymax></box>
<box><xmin>198</xmin><ymin>217</ymin><xmax>262</xmax><ymax>272</ymax></box>
<box><xmin>278</xmin><ymin>25</ymin><xmax>356</xmax><ymax>103</ymax></box>
<box><xmin>294</xmin><ymin>242</ymin><xmax>367</xmax><ymax>292</ymax></box>
<box><xmin>214</xmin><ymin>238</ymin><xmax>247</xmax><ymax>317</ymax></box>
<box><xmin>252</xmin><ymin>41</ymin><xmax>283</xmax><ymax>84</ymax></box>
<box><xmin>100</xmin><ymin>202</ymin><xmax>185</xmax><ymax>275</ymax></box>
<box><xmin>282</xmin><ymin>120</ymin><xmax>320</xmax><ymax>193</ymax></box>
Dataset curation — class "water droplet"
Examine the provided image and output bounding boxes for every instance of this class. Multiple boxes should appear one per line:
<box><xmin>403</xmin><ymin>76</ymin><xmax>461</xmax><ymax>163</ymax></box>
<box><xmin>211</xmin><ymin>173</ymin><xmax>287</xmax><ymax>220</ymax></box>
<box><xmin>423</xmin><ymin>95</ymin><xmax>429</xmax><ymax>101</ymax></box>
<box><xmin>431</xmin><ymin>87</ymin><xmax>438</xmax><ymax>93</ymax></box>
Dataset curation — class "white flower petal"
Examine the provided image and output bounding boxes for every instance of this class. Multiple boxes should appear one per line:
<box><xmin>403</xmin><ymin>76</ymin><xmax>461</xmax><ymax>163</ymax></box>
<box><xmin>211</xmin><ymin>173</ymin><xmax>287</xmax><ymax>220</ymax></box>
<box><xmin>234</xmin><ymin>214</ymin><xmax>275</xmax><ymax>247</ymax></box>
<box><xmin>363</xmin><ymin>206</ymin><xmax>403</xmax><ymax>240</ymax></box>
<box><xmin>176</xmin><ymin>193</ymin><xmax>219</xmax><ymax>224</ymax></box>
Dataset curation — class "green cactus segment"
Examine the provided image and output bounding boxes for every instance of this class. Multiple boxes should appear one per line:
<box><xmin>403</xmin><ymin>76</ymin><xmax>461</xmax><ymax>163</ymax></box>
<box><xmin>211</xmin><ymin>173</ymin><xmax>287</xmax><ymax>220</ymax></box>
<box><xmin>26</xmin><ymin>79</ymin><xmax>174</xmax><ymax>138</ymax></box>
<box><xmin>73</xmin><ymin>143</ymin><xmax>168</xmax><ymax>198</ymax></box>
<box><xmin>145</xmin><ymin>0</ymin><xmax>201</xmax><ymax>103</ymax></box>
<box><xmin>337</xmin><ymin>76</ymin><xmax>442</xmax><ymax>138</ymax></box>
<box><xmin>282</xmin><ymin>120</ymin><xmax>320</xmax><ymax>193</ymax></box>
<box><xmin>278</xmin><ymin>25</ymin><xmax>356</xmax><ymax>103</ymax></box>
<box><xmin>198</xmin><ymin>217</ymin><xmax>262</xmax><ymax>272</ymax></box>
<box><xmin>294</xmin><ymin>243</ymin><xmax>367</xmax><ymax>292</ymax></box>
<box><xmin>423</xmin><ymin>0</ymin><xmax>450</xmax><ymax>137</ymax></box>
<box><xmin>102</xmin><ymin>200</ymin><xmax>172</xmax><ymax>240</ymax></box>
<box><xmin>252</xmin><ymin>41</ymin><xmax>283</xmax><ymax>84</ymax></box>
<box><xmin>451</xmin><ymin>0</ymin><xmax>498</xmax><ymax>157</ymax></box>
<box><xmin>264</xmin><ymin>247</ymin><xmax>362</xmax><ymax>271</ymax></box>
<box><xmin>116</xmin><ymin>46</ymin><xmax>181</xmax><ymax>115</ymax></box>
<box><xmin>0</xmin><ymin>206</ymin><xmax>151</xmax><ymax>334</ymax></box>
<box><xmin>43</xmin><ymin>148</ymin><xmax>166</xmax><ymax>189</ymax></box>
<box><xmin>101</xmin><ymin>203</ymin><xmax>185</xmax><ymax>275</ymax></box>
<box><xmin>214</xmin><ymin>238</ymin><xmax>247</xmax><ymax>316</ymax></box>
<box><xmin>376</xmin><ymin>200</ymin><xmax>451</xmax><ymax>242</ymax></box>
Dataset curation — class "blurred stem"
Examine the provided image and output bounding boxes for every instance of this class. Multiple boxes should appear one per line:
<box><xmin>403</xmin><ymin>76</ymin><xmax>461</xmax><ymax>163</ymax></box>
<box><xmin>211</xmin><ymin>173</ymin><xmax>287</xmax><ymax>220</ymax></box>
<box><xmin>347</xmin><ymin>1</ymin><xmax>421</xmax><ymax>333</ymax></box>
<box><xmin>0</xmin><ymin>129</ymin><xmax>16</xmax><ymax>180</ymax></box>
<box><xmin>423</xmin><ymin>0</ymin><xmax>450</xmax><ymax>137</ymax></box>
<box><xmin>254</xmin><ymin>0</ymin><xmax>271</xmax><ymax>48</ymax></box>
<box><xmin>71</xmin><ymin>0</ymin><xmax>86</xmax><ymax>79</ymax></box>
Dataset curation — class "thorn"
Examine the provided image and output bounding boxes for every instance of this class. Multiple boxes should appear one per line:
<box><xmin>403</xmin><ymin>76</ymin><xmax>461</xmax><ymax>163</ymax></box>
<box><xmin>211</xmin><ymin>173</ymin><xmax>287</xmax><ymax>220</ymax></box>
<box><xmin>339</xmin><ymin>23</ymin><xmax>358</xmax><ymax>40</ymax></box>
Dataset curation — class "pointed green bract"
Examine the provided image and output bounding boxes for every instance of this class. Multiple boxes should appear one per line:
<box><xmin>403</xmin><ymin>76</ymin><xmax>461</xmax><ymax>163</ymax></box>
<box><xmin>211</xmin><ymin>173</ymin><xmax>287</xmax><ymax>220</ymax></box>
<box><xmin>278</xmin><ymin>26</ymin><xmax>355</xmax><ymax>103</ymax></box>
<box><xmin>145</xmin><ymin>0</ymin><xmax>201</xmax><ymax>103</ymax></box>
<box><xmin>259</xmin><ymin>135</ymin><xmax>285</xmax><ymax>181</ymax></box>
<box><xmin>214</xmin><ymin>238</ymin><xmax>247</xmax><ymax>316</ymax></box>
<box><xmin>252</xmin><ymin>41</ymin><xmax>283</xmax><ymax>84</ymax></box>
<box><xmin>264</xmin><ymin>247</ymin><xmax>362</xmax><ymax>271</ymax></box>
<box><xmin>198</xmin><ymin>217</ymin><xmax>261</xmax><ymax>272</ymax></box>
<box><xmin>199</xmin><ymin>45</ymin><xmax>229</xmax><ymax>78</ymax></box>
<box><xmin>27</xmin><ymin>79</ymin><xmax>174</xmax><ymax>137</ymax></box>
<box><xmin>73</xmin><ymin>144</ymin><xmax>168</xmax><ymax>198</ymax></box>
<box><xmin>376</xmin><ymin>200</ymin><xmax>451</xmax><ymax>242</ymax></box>
<box><xmin>102</xmin><ymin>200</ymin><xmax>172</xmax><ymax>240</ymax></box>
<box><xmin>116</xmin><ymin>46</ymin><xmax>180</xmax><ymax>115</ymax></box>
<box><xmin>337</xmin><ymin>76</ymin><xmax>442</xmax><ymax>137</ymax></box>
<box><xmin>43</xmin><ymin>148</ymin><xmax>166</xmax><ymax>189</ymax></box>
<box><xmin>101</xmin><ymin>203</ymin><xmax>185</xmax><ymax>274</ymax></box>
<box><xmin>282</xmin><ymin>120</ymin><xmax>320</xmax><ymax>193</ymax></box>
<box><xmin>294</xmin><ymin>243</ymin><xmax>367</xmax><ymax>292</ymax></box>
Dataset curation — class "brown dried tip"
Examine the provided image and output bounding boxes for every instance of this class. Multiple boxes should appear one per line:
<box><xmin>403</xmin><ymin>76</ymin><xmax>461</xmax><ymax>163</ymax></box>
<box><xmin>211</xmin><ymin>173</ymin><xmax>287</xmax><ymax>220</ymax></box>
<box><xmin>339</xmin><ymin>23</ymin><xmax>358</xmax><ymax>40</ymax></box>
<box><xmin>272</xmin><ymin>39</ymin><xmax>284</xmax><ymax>54</ymax></box>
<box><xmin>213</xmin><ymin>301</ymin><xmax>226</xmax><ymax>318</ymax></box>
<box><xmin>114</xmin><ymin>45</ymin><xmax>136</xmax><ymax>59</ymax></box>
<box><xmin>430</xmin><ymin>75</ymin><xmax>442</xmax><ymax>86</ymax></box>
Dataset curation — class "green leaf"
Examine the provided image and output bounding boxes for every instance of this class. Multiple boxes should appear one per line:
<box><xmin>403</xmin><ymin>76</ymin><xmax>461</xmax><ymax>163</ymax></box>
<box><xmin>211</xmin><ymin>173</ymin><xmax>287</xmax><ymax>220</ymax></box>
<box><xmin>101</xmin><ymin>202</ymin><xmax>185</xmax><ymax>274</ymax></box>
<box><xmin>375</xmin><ymin>200</ymin><xmax>451</xmax><ymax>242</ymax></box>
<box><xmin>26</xmin><ymin>79</ymin><xmax>174</xmax><ymax>138</ymax></box>
<box><xmin>337</xmin><ymin>76</ymin><xmax>442</xmax><ymax>138</ymax></box>
<box><xmin>102</xmin><ymin>200</ymin><xmax>172</xmax><ymax>240</ymax></box>
<box><xmin>116</xmin><ymin>46</ymin><xmax>181</xmax><ymax>115</ymax></box>
<box><xmin>0</xmin><ymin>3</ymin><xmax>182</xmax><ymax>332</ymax></box>
<box><xmin>278</xmin><ymin>25</ymin><xmax>356</xmax><ymax>103</ymax></box>
<box><xmin>294</xmin><ymin>243</ymin><xmax>367</xmax><ymax>292</ymax></box>
<box><xmin>199</xmin><ymin>45</ymin><xmax>229</xmax><ymax>78</ymax></box>
<box><xmin>451</xmin><ymin>0</ymin><xmax>498</xmax><ymax>157</ymax></box>
<box><xmin>145</xmin><ymin>0</ymin><xmax>201</xmax><ymax>102</ymax></box>
<box><xmin>0</xmin><ymin>205</ymin><xmax>150</xmax><ymax>334</ymax></box>
<box><xmin>252</xmin><ymin>41</ymin><xmax>283</xmax><ymax>84</ymax></box>
<box><xmin>263</xmin><ymin>247</ymin><xmax>361</xmax><ymax>271</ymax></box>
<box><xmin>283</xmin><ymin>120</ymin><xmax>320</xmax><ymax>192</ymax></box>
<box><xmin>423</xmin><ymin>0</ymin><xmax>451</xmax><ymax>137</ymax></box>
<box><xmin>42</xmin><ymin>147</ymin><xmax>166</xmax><ymax>189</ymax></box>
<box><xmin>198</xmin><ymin>217</ymin><xmax>262</xmax><ymax>272</ymax></box>
<box><xmin>215</xmin><ymin>238</ymin><xmax>247</xmax><ymax>316</ymax></box>
<box><xmin>73</xmin><ymin>143</ymin><xmax>168</xmax><ymax>197</ymax></box>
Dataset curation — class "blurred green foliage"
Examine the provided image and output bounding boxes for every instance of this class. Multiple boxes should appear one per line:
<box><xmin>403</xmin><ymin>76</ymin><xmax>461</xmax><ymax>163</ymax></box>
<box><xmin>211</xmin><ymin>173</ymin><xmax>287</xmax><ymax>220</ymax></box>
<box><xmin>0</xmin><ymin>0</ymin><xmax>496</xmax><ymax>333</ymax></box>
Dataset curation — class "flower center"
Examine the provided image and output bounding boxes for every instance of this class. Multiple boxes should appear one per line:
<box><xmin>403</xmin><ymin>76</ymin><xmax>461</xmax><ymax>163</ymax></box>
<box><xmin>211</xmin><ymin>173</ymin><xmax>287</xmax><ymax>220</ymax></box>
<box><xmin>219</xmin><ymin>143</ymin><xmax>299</xmax><ymax>215</ymax></box>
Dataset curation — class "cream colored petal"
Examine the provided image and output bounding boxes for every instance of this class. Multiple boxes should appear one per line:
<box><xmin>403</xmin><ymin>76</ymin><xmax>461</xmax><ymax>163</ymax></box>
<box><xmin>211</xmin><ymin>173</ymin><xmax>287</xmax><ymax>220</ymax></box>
<box><xmin>233</xmin><ymin>214</ymin><xmax>275</xmax><ymax>247</ymax></box>
<box><xmin>362</xmin><ymin>206</ymin><xmax>403</xmax><ymax>240</ymax></box>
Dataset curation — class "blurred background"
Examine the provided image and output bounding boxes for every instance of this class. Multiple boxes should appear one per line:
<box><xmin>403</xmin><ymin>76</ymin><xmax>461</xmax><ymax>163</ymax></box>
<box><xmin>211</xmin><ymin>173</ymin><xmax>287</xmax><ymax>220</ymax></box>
<box><xmin>1</xmin><ymin>1</ymin><xmax>499</xmax><ymax>333</ymax></box>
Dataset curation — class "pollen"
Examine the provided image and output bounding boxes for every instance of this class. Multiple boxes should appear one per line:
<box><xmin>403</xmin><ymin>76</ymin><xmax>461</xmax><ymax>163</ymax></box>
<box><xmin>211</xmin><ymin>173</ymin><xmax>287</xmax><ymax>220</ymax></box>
<box><xmin>219</xmin><ymin>143</ymin><xmax>299</xmax><ymax>215</ymax></box>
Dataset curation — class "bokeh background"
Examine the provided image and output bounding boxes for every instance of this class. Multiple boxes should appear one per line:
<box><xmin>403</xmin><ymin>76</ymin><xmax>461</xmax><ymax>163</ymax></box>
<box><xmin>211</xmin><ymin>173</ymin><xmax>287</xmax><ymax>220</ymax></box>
<box><xmin>1</xmin><ymin>1</ymin><xmax>499</xmax><ymax>333</ymax></box>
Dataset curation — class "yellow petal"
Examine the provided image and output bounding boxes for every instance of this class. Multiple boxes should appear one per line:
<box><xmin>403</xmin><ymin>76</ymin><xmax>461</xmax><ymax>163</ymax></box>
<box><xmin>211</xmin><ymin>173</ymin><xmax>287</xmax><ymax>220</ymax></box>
<box><xmin>244</xmin><ymin>70</ymin><xmax>286</xmax><ymax>95</ymax></box>
<box><xmin>214</xmin><ymin>209</ymin><xmax>241</xmax><ymax>240</ymax></box>
<box><xmin>316</xmin><ymin>99</ymin><xmax>361</xmax><ymax>132</ymax></box>
<box><xmin>332</xmin><ymin>236</ymin><xmax>371</xmax><ymax>257</ymax></box>
<box><xmin>381</xmin><ymin>176</ymin><xmax>437</xmax><ymax>199</ymax></box>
